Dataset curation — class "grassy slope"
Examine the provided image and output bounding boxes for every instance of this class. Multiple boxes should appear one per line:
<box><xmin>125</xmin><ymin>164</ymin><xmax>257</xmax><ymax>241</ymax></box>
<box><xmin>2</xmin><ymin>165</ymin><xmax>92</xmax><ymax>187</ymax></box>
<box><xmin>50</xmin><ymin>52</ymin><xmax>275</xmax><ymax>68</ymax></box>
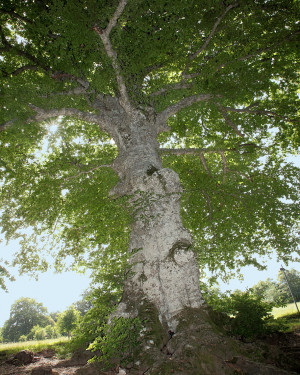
<box><xmin>272</xmin><ymin>302</ymin><xmax>300</xmax><ymax>318</ymax></box>
<box><xmin>0</xmin><ymin>337</ymin><xmax>69</xmax><ymax>357</ymax></box>
<box><xmin>271</xmin><ymin>302</ymin><xmax>300</xmax><ymax>333</ymax></box>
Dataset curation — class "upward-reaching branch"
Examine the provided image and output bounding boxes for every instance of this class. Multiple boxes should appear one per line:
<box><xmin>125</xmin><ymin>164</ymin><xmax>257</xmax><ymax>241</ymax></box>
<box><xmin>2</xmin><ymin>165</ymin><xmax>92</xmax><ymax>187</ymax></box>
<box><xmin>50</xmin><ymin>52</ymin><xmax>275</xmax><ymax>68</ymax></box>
<box><xmin>105</xmin><ymin>0</ymin><xmax>128</xmax><ymax>35</ymax></box>
<box><xmin>190</xmin><ymin>3</ymin><xmax>237</xmax><ymax>61</ymax></box>
<box><xmin>93</xmin><ymin>0</ymin><xmax>134</xmax><ymax>115</ymax></box>
<box><xmin>182</xmin><ymin>3</ymin><xmax>238</xmax><ymax>76</ymax></box>
<box><xmin>156</xmin><ymin>94</ymin><xmax>213</xmax><ymax>127</ymax></box>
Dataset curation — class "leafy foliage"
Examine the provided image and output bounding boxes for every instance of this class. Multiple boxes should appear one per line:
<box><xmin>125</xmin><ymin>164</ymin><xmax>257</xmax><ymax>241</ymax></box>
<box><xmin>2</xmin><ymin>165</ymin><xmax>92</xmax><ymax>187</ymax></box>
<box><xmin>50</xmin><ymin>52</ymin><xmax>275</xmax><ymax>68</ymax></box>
<box><xmin>251</xmin><ymin>278</ymin><xmax>284</xmax><ymax>306</ymax></box>
<box><xmin>252</xmin><ymin>268</ymin><xmax>300</xmax><ymax>305</ymax></box>
<box><xmin>88</xmin><ymin>316</ymin><xmax>142</xmax><ymax>369</ymax></box>
<box><xmin>1</xmin><ymin>297</ymin><xmax>54</xmax><ymax>342</ymax></box>
<box><xmin>205</xmin><ymin>289</ymin><xmax>279</xmax><ymax>339</ymax></box>
<box><xmin>71</xmin><ymin>287</ymin><xmax>121</xmax><ymax>348</ymax></box>
<box><xmin>27</xmin><ymin>325</ymin><xmax>47</xmax><ymax>341</ymax></box>
<box><xmin>0</xmin><ymin>261</ymin><xmax>15</xmax><ymax>291</ymax></box>
<box><xmin>277</xmin><ymin>268</ymin><xmax>300</xmax><ymax>304</ymax></box>
<box><xmin>56</xmin><ymin>306</ymin><xmax>81</xmax><ymax>337</ymax></box>
<box><xmin>74</xmin><ymin>289</ymin><xmax>94</xmax><ymax>316</ymax></box>
<box><xmin>0</xmin><ymin>0</ymin><xmax>299</xmax><ymax>289</ymax></box>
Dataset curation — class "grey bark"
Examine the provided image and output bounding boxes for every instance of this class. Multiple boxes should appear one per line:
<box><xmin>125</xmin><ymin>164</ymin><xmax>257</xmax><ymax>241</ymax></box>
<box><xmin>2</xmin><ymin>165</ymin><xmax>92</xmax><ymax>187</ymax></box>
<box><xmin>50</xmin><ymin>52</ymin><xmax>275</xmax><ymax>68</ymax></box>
<box><xmin>103</xmin><ymin>102</ymin><xmax>206</xmax><ymax>330</ymax></box>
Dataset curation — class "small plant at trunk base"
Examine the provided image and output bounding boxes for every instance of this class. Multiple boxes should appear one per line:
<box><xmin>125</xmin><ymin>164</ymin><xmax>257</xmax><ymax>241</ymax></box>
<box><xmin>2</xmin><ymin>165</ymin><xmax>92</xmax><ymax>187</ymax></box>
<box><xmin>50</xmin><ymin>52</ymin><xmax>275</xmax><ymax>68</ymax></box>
<box><xmin>88</xmin><ymin>317</ymin><xmax>142</xmax><ymax>370</ymax></box>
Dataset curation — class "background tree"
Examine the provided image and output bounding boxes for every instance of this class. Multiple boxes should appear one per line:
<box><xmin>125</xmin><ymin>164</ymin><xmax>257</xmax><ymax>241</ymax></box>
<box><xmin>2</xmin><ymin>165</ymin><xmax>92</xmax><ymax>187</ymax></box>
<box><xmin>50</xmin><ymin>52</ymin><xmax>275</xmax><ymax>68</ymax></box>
<box><xmin>0</xmin><ymin>0</ymin><xmax>299</xmax><ymax>372</ymax></box>
<box><xmin>27</xmin><ymin>324</ymin><xmax>47</xmax><ymax>341</ymax></box>
<box><xmin>1</xmin><ymin>297</ymin><xmax>54</xmax><ymax>342</ymax></box>
<box><xmin>49</xmin><ymin>312</ymin><xmax>60</xmax><ymax>323</ymax></box>
<box><xmin>74</xmin><ymin>289</ymin><xmax>94</xmax><ymax>316</ymax></box>
<box><xmin>57</xmin><ymin>306</ymin><xmax>81</xmax><ymax>338</ymax></box>
<box><xmin>251</xmin><ymin>268</ymin><xmax>300</xmax><ymax>305</ymax></box>
<box><xmin>44</xmin><ymin>324</ymin><xmax>59</xmax><ymax>339</ymax></box>
<box><xmin>251</xmin><ymin>278</ymin><xmax>283</xmax><ymax>305</ymax></box>
<box><xmin>277</xmin><ymin>268</ymin><xmax>300</xmax><ymax>304</ymax></box>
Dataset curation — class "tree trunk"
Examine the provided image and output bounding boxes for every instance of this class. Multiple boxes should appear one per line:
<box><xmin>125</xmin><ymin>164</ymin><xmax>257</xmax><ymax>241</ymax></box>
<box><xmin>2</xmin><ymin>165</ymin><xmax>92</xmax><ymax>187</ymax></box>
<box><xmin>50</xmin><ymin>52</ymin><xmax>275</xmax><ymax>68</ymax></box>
<box><xmin>104</xmin><ymin>112</ymin><xmax>294</xmax><ymax>374</ymax></box>
<box><xmin>109</xmin><ymin>113</ymin><xmax>205</xmax><ymax>330</ymax></box>
<box><xmin>117</xmin><ymin>166</ymin><xmax>206</xmax><ymax>331</ymax></box>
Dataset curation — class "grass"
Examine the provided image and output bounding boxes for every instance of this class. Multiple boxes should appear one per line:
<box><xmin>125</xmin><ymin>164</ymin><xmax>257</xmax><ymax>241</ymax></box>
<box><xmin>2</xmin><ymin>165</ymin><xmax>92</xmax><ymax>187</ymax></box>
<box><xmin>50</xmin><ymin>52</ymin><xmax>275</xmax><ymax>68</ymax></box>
<box><xmin>272</xmin><ymin>302</ymin><xmax>300</xmax><ymax>318</ymax></box>
<box><xmin>1</xmin><ymin>304</ymin><xmax>299</xmax><ymax>357</ymax></box>
<box><xmin>270</xmin><ymin>302</ymin><xmax>300</xmax><ymax>332</ymax></box>
<box><xmin>0</xmin><ymin>337</ymin><xmax>69</xmax><ymax>357</ymax></box>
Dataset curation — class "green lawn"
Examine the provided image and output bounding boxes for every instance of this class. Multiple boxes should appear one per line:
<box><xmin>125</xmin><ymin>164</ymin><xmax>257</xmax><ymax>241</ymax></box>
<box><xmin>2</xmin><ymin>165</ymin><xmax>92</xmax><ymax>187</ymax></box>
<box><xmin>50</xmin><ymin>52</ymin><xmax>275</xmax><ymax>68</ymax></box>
<box><xmin>272</xmin><ymin>302</ymin><xmax>300</xmax><ymax>318</ymax></box>
<box><xmin>0</xmin><ymin>337</ymin><xmax>68</xmax><ymax>356</ymax></box>
<box><xmin>271</xmin><ymin>302</ymin><xmax>300</xmax><ymax>332</ymax></box>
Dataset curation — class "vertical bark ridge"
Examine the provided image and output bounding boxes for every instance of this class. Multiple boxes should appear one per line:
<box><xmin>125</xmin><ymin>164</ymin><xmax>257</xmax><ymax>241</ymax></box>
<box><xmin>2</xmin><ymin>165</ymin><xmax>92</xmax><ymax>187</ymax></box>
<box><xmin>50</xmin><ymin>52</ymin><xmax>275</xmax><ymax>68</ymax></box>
<box><xmin>109</xmin><ymin>114</ymin><xmax>206</xmax><ymax>329</ymax></box>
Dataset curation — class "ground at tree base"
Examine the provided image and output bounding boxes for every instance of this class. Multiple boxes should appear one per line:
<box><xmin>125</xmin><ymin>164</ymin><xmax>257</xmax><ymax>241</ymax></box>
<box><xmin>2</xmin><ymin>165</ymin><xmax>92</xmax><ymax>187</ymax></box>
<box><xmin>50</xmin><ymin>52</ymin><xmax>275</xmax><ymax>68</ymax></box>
<box><xmin>1</xmin><ymin>311</ymin><xmax>300</xmax><ymax>375</ymax></box>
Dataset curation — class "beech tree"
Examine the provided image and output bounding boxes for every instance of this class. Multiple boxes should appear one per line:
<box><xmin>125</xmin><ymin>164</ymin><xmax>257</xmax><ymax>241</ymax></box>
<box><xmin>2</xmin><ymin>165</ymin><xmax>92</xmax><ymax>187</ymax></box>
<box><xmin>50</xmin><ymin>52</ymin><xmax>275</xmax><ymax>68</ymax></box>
<box><xmin>1</xmin><ymin>297</ymin><xmax>53</xmax><ymax>342</ymax></box>
<box><xmin>0</xmin><ymin>0</ymin><xmax>299</xmax><ymax>373</ymax></box>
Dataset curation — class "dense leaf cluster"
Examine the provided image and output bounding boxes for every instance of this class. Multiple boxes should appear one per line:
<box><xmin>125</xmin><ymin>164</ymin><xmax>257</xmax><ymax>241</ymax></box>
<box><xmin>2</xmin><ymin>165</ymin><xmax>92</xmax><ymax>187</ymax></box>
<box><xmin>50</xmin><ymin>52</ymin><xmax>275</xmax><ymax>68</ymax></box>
<box><xmin>0</xmin><ymin>0</ymin><xmax>299</xmax><ymax>288</ymax></box>
<box><xmin>1</xmin><ymin>297</ymin><xmax>54</xmax><ymax>342</ymax></box>
<box><xmin>252</xmin><ymin>268</ymin><xmax>300</xmax><ymax>305</ymax></box>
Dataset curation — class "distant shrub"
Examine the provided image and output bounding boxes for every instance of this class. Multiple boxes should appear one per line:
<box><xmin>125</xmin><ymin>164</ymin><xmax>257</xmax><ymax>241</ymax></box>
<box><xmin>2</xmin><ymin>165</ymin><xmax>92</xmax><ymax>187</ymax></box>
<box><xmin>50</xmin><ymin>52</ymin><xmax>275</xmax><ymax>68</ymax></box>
<box><xmin>45</xmin><ymin>325</ymin><xmax>59</xmax><ymax>339</ymax></box>
<box><xmin>204</xmin><ymin>288</ymin><xmax>281</xmax><ymax>339</ymax></box>
<box><xmin>27</xmin><ymin>325</ymin><xmax>47</xmax><ymax>341</ymax></box>
<box><xmin>19</xmin><ymin>335</ymin><xmax>28</xmax><ymax>342</ymax></box>
<box><xmin>226</xmin><ymin>290</ymin><xmax>277</xmax><ymax>339</ymax></box>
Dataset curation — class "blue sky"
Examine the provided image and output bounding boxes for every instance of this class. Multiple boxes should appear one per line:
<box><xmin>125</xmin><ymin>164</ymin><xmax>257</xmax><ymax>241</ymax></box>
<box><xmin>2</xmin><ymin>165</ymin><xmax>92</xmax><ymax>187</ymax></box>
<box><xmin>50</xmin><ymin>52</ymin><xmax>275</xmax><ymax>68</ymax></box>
<box><xmin>1</xmin><ymin>235</ymin><xmax>299</xmax><ymax>327</ymax></box>
<box><xmin>0</xmin><ymin>237</ymin><xmax>92</xmax><ymax>326</ymax></box>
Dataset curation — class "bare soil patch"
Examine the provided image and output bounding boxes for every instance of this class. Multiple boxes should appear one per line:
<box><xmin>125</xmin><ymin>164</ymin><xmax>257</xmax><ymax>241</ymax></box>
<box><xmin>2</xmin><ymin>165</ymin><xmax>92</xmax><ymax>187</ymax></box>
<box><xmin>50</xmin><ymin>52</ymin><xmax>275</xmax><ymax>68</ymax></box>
<box><xmin>0</xmin><ymin>350</ymin><xmax>81</xmax><ymax>375</ymax></box>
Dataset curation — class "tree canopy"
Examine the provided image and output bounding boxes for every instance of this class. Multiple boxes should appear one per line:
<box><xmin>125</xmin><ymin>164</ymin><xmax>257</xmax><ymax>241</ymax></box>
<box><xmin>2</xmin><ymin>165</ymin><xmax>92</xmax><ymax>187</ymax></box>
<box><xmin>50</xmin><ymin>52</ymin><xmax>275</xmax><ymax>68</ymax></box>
<box><xmin>1</xmin><ymin>297</ymin><xmax>53</xmax><ymax>342</ymax></box>
<box><xmin>0</xmin><ymin>0</ymin><xmax>299</xmax><ymax>289</ymax></box>
<box><xmin>56</xmin><ymin>306</ymin><xmax>81</xmax><ymax>337</ymax></box>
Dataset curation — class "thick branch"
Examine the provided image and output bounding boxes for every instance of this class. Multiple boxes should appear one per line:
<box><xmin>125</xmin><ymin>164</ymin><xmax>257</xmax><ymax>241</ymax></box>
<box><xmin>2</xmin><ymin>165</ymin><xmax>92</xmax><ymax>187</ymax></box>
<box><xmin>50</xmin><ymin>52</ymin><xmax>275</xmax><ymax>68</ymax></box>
<box><xmin>159</xmin><ymin>144</ymin><xmax>259</xmax><ymax>156</ymax></box>
<box><xmin>0</xmin><ymin>24</ymin><xmax>50</xmax><ymax>71</ymax></box>
<box><xmin>62</xmin><ymin>164</ymin><xmax>112</xmax><ymax>183</ymax></box>
<box><xmin>199</xmin><ymin>152</ymin><xmax>212</xmax><ymax>176</ymax></box>
<box><xmin>39</xmin><ymin>86</ymin><xmax>91</xmax><ymax>98</ymax></box>
<box><xmin>27</xmin><ymin>105</ymin><xmax>109</xmax><ymax>132</ymax></box>
<box><xmin>150</xmin><ymin>82</ymin><xmax>193</xmax><ymax>97</ymax></box>
<box><xmin>93</xmin><ymin>0</ymin><xmax>134</xmax><ymax>115</ymax></box>
<box><xmin>156</xmin><ymin>94</ymin><xmax>213</xmax><ymax>125</ymax></box>
<box><xmin>105</xmin><ymin>0</ymin><xmax>127</xmax><ymax>36</ymax></box>
<box><xmin>0</xmin><ymin>119</ymin><xmax>17</xmax><ymax>132</ymax></box>
<box><xmin>149</xmin><ymin>73</ymin><xmax>201</xmax><ymax>97</ymax></box>
<box><xmin>2</xmin><ymin>64</ymin><xmax>38</xmax><ymax>77</ymax></box>
<box><xmin>0</xmin><ymin>8</ymin><xmax>33</xmax><ymax>24</ymax></box>
<box><xmin>50</xmin><ymin>72</ymin><xmax>89</xmax><ymax>89</ymax></box>
<box><xmin>0</xmin><ymin>26</ymin><xmax>89</xmax><ymax>88</ymax></box>
<box><xmin>222</xmin><ymin>104</ymin><xmax>295</xmax><ymax>122</ymax></box>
